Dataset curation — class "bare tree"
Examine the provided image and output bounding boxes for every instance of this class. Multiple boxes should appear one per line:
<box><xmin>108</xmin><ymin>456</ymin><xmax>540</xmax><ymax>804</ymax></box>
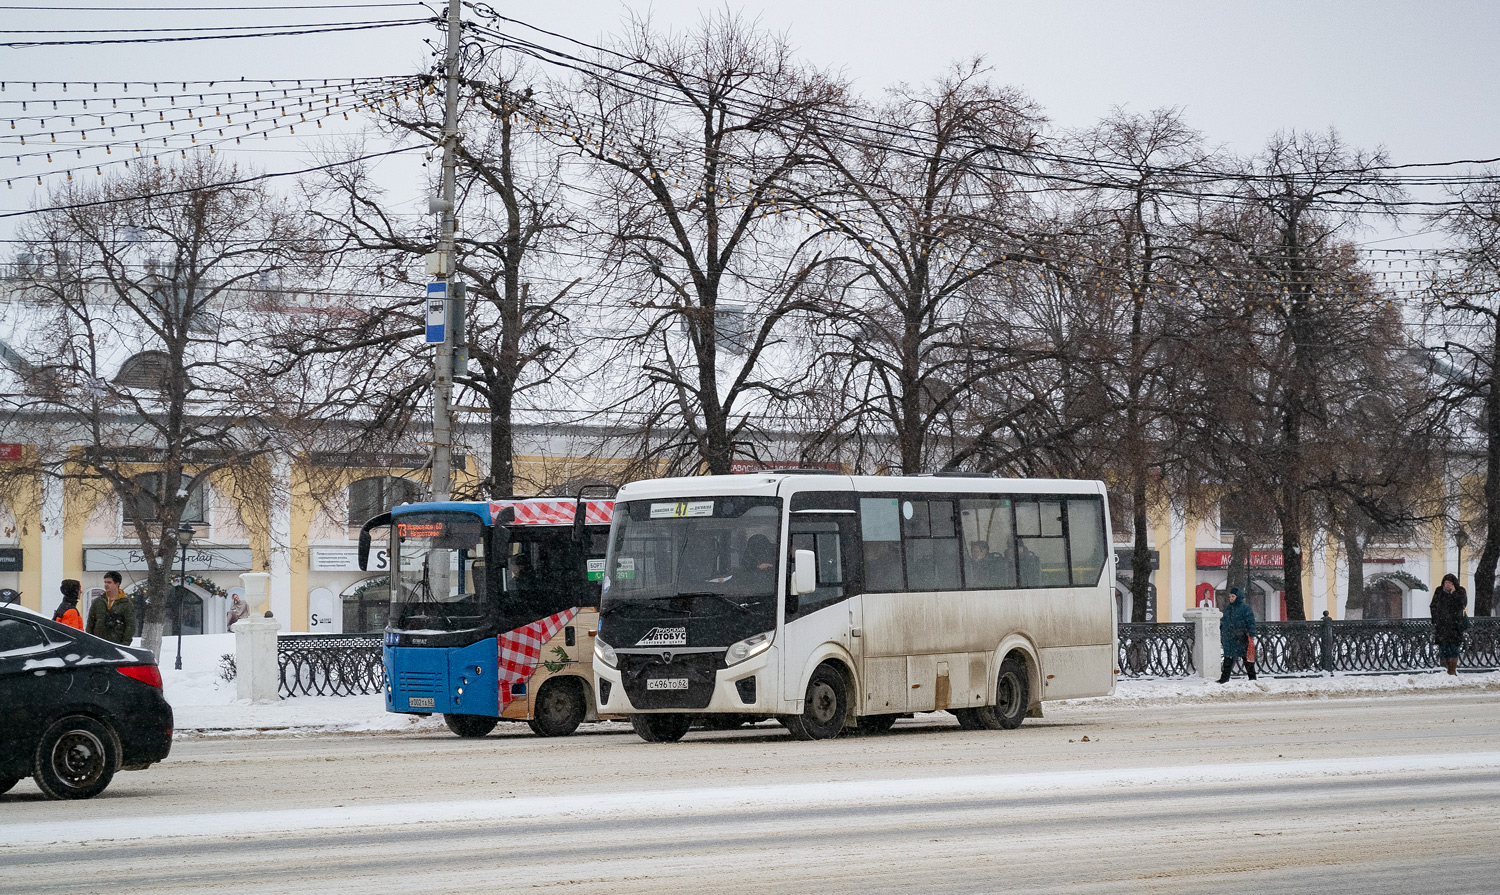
<box><xmin>3</xmin><ymin>157</ymin><xmax>330</xmax><ymax>657</ymax></box>
<box><xmin>303</xmin><ymin>58</ymin><xmax>586</xmax><ymax>499</ymax></box>
<box><xmin>1191</xmin><ymin>131</ymin><xmax>1404</xmax><ymax>619</ymax></box>
<box><xmin>553</xmin><ymin>11</ymin><xmax>844</xmax><ymax>474</ymax></box>
<box><xmin>792</xmin><ymin>60</ymin><xmax>1053</xmax><ymax>475</ymax></box>
<box><xmin>1061</xmin><ymin>107</ymin><xmax>1215</xmax><ymax>620</ymax></box>
<box><xmin>1432</xmin><ymin>169</ymin><xmax>1500</xmax><ymax>615</ymax></box>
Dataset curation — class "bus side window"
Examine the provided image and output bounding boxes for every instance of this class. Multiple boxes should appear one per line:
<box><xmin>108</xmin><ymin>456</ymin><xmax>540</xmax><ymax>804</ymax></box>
<box><xmin>1067</xmin><ymin>498</ymin><xmax>1107</xmax><ymax>586</ymax></box>
<box><xmin>1015</xmin><ymin>499</ymin><xmax>1068</xmax><ymax>587</ymax></box>
<box><xmin>860</xmin><ymin>497</ymin><xmax>904</xmax><ymax>592</ymax></box>
<box><xmin>789</xmin><ymin>523</ymin><xmax>848</xmax><ymax>616</ymax></box>
<box><xmin>960</xmin><ymin>499</ymin><xmax>1016</xmax><ymax>589</ymax></box>
<box><xmin>902</xmin><ymin>499</ymin><xmax>960</xmax><ymax>591</ymax></box>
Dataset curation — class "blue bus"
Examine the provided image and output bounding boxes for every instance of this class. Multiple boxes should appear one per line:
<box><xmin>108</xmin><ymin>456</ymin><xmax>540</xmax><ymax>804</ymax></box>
<box><xmin>358</xmin><ymin>496</ymin><xmax>614</xmax><ymax>737</ymax></box>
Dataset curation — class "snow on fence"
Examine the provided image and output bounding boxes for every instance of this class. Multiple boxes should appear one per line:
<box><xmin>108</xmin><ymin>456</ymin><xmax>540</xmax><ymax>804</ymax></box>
<box><xmin>277</xmin><ymin>634</ymin><xmax>385</xmax><ymax>698</ymax></box>
<box><xmin>1118</xmin><ymin>618</ymin><xmax>1500</xmax><ymax>678</ymax></box>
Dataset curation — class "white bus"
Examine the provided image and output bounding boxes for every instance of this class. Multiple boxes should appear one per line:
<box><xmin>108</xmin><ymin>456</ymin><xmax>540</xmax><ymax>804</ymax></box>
<box><xmin>592</xmin><ymin>473</ymin><xmax>1116</xmax><ymax>742</ymax></box>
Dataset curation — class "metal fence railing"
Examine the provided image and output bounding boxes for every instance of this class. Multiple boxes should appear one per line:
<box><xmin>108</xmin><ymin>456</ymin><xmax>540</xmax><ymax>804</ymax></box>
<box><xmin>277</xmin><ymin>634</ymin><xmax>384</xmax><ymax>698</ymax></box>
<box><xmin>1117</xmin><ymin>617</ymin><xmax>1500</xmax><ymax>678</ymax></box>
<box><xmin>269</xmin><ymin>620</ymin><xmax>1500</xmax><ymax>696</ymax></box>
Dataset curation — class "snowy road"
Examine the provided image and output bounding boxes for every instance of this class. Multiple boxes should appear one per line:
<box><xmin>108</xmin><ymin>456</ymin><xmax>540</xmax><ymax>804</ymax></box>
<box><xmin>4</xmin><ymin>690</ymin><xmax>1500</xmax><ymax>893</ymax></box>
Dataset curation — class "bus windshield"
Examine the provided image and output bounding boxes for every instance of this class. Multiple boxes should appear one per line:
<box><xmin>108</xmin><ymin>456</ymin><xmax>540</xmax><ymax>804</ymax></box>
<box><xmin>390</xmin><ymin>511</ymin><xmax>488</xmax><ymax>630</ymax></box>
<box><xmin>602</xmin><ymin>496</ymin><xmax>780</xmax><ymax>633</ymax></box>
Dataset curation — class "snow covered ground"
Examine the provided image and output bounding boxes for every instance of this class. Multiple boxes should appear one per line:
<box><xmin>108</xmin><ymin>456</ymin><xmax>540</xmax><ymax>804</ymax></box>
<box><xmin>161</xmin><ymin>632</ymin><xmax>1500</xmax><ymax>738</ymax></box>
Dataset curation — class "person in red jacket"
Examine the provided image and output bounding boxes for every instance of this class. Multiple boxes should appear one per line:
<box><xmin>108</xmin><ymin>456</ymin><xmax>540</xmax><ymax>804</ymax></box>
<box><xmin>52</xmin><ymin>579</ymin><xmax>84</xmax><ymax>630</ymax></box>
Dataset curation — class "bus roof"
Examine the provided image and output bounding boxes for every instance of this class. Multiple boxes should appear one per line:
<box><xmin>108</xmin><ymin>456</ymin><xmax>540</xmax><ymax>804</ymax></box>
<box><xmin>390</xmin><ymin>499</ymin><xmax>614</xmax><ymax>526</ymax></box>
<box><xmin>615</xmin><ymin>474</ymin><xmax>1107</xmax><ymax>502</ymax></box>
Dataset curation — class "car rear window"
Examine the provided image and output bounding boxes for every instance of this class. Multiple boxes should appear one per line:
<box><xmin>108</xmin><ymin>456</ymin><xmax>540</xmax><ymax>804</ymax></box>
<box><xmin>0</xmin><ymin>617</ymin><xmax>50</xmax><ymax>656</ymax></box>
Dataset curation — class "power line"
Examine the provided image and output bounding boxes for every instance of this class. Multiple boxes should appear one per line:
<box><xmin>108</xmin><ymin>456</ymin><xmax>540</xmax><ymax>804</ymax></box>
<box><xmin>4</xmin><ymin>19</ymin><xmax>430</xmax><ymax>48</ymax></box>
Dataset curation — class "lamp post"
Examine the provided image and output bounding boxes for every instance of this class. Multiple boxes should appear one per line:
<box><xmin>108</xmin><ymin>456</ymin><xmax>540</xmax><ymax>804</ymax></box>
<box><xmin>174</xmin><ymin>522</ymin><xmax>195</xmax><ymax>671</ymax></box>
<box><xmin>1456</xmin><ymin>525</ymin><xmax>1470</xmax><ymax>585</ymax></box>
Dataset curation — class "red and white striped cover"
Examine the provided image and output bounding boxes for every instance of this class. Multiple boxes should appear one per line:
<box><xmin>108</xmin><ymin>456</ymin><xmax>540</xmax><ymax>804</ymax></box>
<box><xmin>488</xmin><ymin>499</ymin><xmax>614</xmax><ymax>526</ymax></box>
<box><xmin>496</xmin><ymin>607</ymin><xmax>580</xmax><ymax>709</ymax></box>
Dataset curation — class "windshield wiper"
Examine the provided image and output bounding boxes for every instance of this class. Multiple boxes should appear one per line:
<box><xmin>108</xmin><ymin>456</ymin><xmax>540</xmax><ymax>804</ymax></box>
<box><xmin>601</xmin><ymin>597</ymin><xmax>691</xmax><ymax>617</ymax></box>
<box><xmin>674</xmin><ymin>592</ymin><xmax>752</xmax><ymax>614</ymax></box>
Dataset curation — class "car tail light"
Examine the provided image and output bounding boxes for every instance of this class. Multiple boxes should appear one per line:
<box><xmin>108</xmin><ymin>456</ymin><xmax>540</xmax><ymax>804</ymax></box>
<box><xmin>117</xmin><ymin>664</ymin><xmax>163</xmax><ymax>689</ymax></box>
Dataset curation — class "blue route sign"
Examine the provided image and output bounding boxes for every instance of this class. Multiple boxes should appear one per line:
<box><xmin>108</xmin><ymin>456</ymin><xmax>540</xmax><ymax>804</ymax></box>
<box><xmin>425</xmin><ymin>282</ymin><xmax>447</xmax><ymax>343</ymax></box>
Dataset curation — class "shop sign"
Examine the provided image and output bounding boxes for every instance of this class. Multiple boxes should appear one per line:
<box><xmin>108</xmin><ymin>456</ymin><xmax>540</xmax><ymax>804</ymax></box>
<box><xmin>0</xmin><ymin>443</ymin><xmax>23</xmax><ymax>462</ymax></box>
<box><xmin>84</xmin><ymin>547</ymin><xmax>253</xmax><ymax>572</ymax></box>
<box><xmin>1196</xmin><ymin>549</ymin><xmax>1286</xmax><ymax>569</ymax></box>
<box><xmin>0</xmin><ymin>547</ymin><xmax>21</xmax><ymax>571</ymax></box>
<box><xmin>312</xmin><ymin>546</ymin><xmax>389</xmax><ymax>572</ymax></box>
<box><xmin>1114</xmin><ymin>548</ymin><xmax>1159</xmax><ymax>571</ymax></box>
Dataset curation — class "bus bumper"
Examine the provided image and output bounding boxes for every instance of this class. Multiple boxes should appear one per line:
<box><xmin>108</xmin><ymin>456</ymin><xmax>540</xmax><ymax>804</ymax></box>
<box><xmin>593</xmin><ymin>649</ymin><xmax>778</xmax><ymax>715</ymax></box>
<box><xmin>384</xmin><ymin>639</ymin><xmax>501</xmax><ymax>717</ymax></box>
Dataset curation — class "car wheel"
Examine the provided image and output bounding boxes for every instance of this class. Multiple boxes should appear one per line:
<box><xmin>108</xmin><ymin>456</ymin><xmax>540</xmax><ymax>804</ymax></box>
<box><xmin>783</xmin><ymin>664</ymin><xmax>847</xmax><ymax>740</ymax></box>
<box><xmin>527</xmin><ymin>678</ymin><xmax>587</xmax><ymax>737</ymax></box>
<box><xmin>33</xmin><ymin>715</ymin><xmax>118</xmax><ymax>800</ymax></box>
<box><xmin>443</xmin><ymin>713</ymin><xmax>499</xmax><ymax>738</ymax></box>
<box><xmin>629</xmin><ymin>713</ymin><xmax>693</xmax><ymax>743</ymax></box>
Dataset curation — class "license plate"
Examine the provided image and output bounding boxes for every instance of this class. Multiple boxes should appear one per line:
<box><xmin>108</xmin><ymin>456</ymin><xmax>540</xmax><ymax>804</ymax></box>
<box><xmin>646</xmin><ymin>678</ymin><xmax>689</xmax><ymax>691</ymax></box>
<box><xmin>408</xmin><ymin>697</ymin><xmax>436</xmax><ymax>708</ymax></box>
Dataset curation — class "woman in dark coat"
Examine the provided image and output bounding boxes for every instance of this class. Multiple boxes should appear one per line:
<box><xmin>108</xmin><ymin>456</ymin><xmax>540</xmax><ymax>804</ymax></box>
<box><xmin>1430</xmin><ymin>573</ymin><xmax>1469</xmax><ymax>676</ymax></box>
<box><xmin>1218</xmin><ymin>587</ymin><xmax>1258</xmax><ymax>683</ymax></box>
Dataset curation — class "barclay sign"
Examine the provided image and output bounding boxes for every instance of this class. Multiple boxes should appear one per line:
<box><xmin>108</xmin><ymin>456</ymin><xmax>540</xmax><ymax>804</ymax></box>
<box><xmin>84</xmin><ymin>547</ymin><xmax>254</xmax><ymax>572</ymax></box>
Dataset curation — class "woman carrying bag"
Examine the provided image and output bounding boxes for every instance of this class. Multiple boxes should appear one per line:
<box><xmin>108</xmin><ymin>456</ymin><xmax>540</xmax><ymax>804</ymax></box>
<box><xmin>1218</xmin><ymin>587</ymin><xmax>1258</xmax><ymax>683</ymax></box>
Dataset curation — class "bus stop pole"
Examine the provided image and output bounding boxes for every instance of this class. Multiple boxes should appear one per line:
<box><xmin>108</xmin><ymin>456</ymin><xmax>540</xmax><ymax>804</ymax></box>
<box><xmin>429</xmin><ymin>0</ymin><xmax>462</xmax><ymax>503</ymax></box>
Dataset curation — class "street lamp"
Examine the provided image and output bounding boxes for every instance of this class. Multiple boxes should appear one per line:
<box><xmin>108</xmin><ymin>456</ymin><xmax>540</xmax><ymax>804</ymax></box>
<box><xmin>174</xmin><ymin>522</ymin><xmax>196</xmax><ymax>671</ymax></box>
<box><xmin>1456</xmin><ymin>525</ymin><xmax>1470</xmax><ymax>582</ymax></box>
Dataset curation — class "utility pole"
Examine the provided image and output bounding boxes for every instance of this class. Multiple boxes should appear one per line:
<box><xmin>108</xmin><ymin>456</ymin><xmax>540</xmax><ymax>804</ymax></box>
<box><xmin>428</xmin><ymin>0</ymin><xmax>462</xmax><ymax>503</ymax></box>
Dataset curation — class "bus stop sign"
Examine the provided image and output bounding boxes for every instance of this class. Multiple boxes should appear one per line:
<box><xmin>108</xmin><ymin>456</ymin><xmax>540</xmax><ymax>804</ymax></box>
<box><xmin>425</xmin><ymin>282</ymin><xmax>446</xmax><ymax>343</ymax></box>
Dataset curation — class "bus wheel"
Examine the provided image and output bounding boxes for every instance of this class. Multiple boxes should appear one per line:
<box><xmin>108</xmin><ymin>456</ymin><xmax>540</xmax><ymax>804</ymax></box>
<box><xmin>528</xmin><ymin>679</ymin><xmax>587</xmax><ymax>737</ymax></box>
<box><xmin>853</xmin><ymin>713</ymin><xmax>898</xmax><ymax>736</ymax></box>
<box><xmin>961</xmin><ymin>654</ymin><xmax>1030</xmax><ymax>731</ymax></box>
<box><xmin>443</xmin><ymin>713</ymin><xmax>499</xmax><ymax>738</ymax></box>
<box><xmin>630</xmin><ymin>713</ymin><xmax>693</xmax><ymax>743</ymax></box>
<box><xmin>784</xmin><ymin>664</ymin><xmax>847</xmax><ymax>740</ymax></box>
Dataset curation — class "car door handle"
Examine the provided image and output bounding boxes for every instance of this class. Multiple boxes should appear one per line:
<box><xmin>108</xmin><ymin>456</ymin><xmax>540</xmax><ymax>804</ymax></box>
<box><xmin>850</xmin><ymin>627</ymin><xmax>862</xmax><ymax>637</ymax></box>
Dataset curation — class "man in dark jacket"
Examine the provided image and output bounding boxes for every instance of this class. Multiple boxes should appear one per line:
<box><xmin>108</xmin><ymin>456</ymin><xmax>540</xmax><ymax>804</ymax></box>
<box><xmin>1218</xmin><ymin>587</ymin><xmax>1257</xmax><ymax>683</ymax></box>
<box><xmin>1430</xmin><ymin>573</ymin><xmax>1468</xmax><ymax>676</ymax></box>
<box><xmin>86</xmin><ymin>570</ymin><xmax>135</xmax><ymax>645</ymax></box>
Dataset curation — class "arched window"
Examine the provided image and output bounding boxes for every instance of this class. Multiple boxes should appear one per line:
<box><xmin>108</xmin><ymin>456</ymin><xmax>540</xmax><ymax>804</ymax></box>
<box><xmin>347</xmin><ymin>475</ymin><xmax>424</xmax><ymax>526</ymax></box>
<box><xmin>114</xmin><ymin>350</ymin><xmax>174</xmax><ymax>391</ymax></box>
<box><xmin>122</xmin><ymin>472</ymin><xmax>207</xmax><ymax>525</ymax></box>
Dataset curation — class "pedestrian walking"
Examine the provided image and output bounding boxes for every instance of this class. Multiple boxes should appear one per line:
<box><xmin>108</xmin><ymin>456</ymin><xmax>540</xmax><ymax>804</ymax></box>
<box><xmin>52</xmin><ymin>579</ymin><xmax>84</xmax><ymax>630</ymax></box>
<box><xmin>86</xmin><ymin>570</ymin><xmax>136</xmax><ymax>645</ymax></box>
<box><xmin>1218</xmin><ymin>586</ymin><xmax>1257</xmax><ymax>683</ymax></box>
<box><xmin>1430</xmin><ymin>573</ymin><xmax>1469</xmax><ymax>676</ymax></box>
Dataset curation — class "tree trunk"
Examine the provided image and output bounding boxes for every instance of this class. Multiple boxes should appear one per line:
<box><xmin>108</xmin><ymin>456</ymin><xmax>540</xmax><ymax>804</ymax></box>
<box><xmin>1279</xmin><ymin>504</ymin><xmax>1307</xmax><ymax>621</ymax></box>
<box><xmin>1474</xmin><ymin>312</ymin><xmax>1500</xmax><ymax>617</ymax></box>
<box><xmin>1343</xmin><ymin>523</ymin><xmax>1365</xmax><ymax>617</ymax></box>
<box><xmin>1227</xmin><ymin>530</ymin><xmax>1250</xmax><ymax>597</ymax></box>
<box><xmin>141</xmin><ymin>562</ymin><xmax>170</xmax><ymax>659</ymax></box>
<box><xmin>1130</xmin><ymin>478</ymin><xmax>1152</xmax><ymax>623</ymax></box>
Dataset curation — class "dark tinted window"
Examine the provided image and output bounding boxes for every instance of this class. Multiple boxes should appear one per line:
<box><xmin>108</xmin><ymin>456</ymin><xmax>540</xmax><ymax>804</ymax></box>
<box><xmin>0</xmin><ymin>617</ymin><xmax>49</xmax><ymax>654</ymax></box>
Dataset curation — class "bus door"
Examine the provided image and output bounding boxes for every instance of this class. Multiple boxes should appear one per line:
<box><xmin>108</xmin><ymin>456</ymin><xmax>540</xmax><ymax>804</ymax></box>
<box><xmin>780</xmin><ymin>509</ymin><xmax>861</xmax><ymax>703</ymax></box>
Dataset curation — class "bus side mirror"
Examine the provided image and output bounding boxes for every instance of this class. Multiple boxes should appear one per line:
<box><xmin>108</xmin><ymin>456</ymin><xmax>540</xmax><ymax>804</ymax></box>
<box><xmin>357</xmin><ymin>512</ymin><xmax>392</xmax><ymax>571</ymax></box>
<box><xmin>791</xmin><ymin>549</ymin><xmax>817</xmax><ymax>596</ymax></box>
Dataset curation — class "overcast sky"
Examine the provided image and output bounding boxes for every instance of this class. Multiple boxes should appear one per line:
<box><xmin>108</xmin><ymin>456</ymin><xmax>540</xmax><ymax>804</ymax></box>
<box><xmin>4</xmin><ymin>1</ymin><xmax>1497</xmax><ymax>241</ymax></box>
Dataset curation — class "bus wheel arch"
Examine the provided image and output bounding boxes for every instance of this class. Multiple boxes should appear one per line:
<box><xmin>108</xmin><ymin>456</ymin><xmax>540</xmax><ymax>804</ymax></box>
<box><xmin>528</xmin><ymin>675</ymin><xmax>588</xmax><ymax>737</ymax></box>
<box><xmin>784</xmin><ymin>659</ymin><xmax>852</xmax><ymax>740</ymax></box>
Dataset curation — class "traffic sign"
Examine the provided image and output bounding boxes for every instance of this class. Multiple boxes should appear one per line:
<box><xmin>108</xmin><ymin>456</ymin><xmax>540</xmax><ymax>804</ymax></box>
<box><xmin>426</xmin><ymin>282</ymin><xmax>447</xmax><ymax>343</ymax></box>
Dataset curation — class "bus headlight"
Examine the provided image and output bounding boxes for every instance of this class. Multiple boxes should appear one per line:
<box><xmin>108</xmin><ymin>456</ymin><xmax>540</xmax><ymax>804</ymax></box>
<box><xmin>594</xmin><ymin>637</ymin><xmax>618</xmax><ymax>668</ymax></box>
<box><xmin>726</xmin><ymin>631</ymin><xmax>772</xmax><ymax>666</ymax></box>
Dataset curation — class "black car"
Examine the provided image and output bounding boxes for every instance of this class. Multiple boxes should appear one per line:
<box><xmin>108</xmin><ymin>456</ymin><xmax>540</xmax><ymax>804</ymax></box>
<box><xmin>0</xmin><ymin>605</ymin><xmax>173</xmax><ymax>799</ymax></box>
